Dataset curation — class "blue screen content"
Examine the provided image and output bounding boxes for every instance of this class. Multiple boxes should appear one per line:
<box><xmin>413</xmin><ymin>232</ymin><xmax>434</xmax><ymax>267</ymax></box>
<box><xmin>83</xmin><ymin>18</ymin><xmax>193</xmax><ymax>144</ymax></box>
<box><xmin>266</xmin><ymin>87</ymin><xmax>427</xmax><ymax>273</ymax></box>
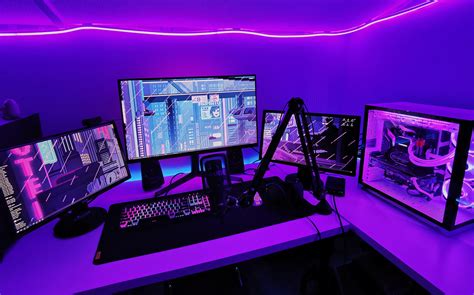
<box><xmin>120</xmin><ymin>76</ymin><xmax>257</xmax><ymax>160</ymax></box>
<box><xmin>0</xmin><ymin>124</ymin><xmax>128</xmax><ymax>234</ymax></box>
<box><xmin>262</xmin><ymin>112</ymin><xmax>360</xmax><ymax>175</ymax></box>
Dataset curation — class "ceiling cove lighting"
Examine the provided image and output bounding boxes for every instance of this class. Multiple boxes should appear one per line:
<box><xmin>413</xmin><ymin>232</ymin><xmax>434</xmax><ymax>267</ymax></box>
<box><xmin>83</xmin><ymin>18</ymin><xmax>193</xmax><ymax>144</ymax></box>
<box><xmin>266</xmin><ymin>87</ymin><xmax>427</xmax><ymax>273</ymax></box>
<box><xmin>0</xmin><ymin>0</ymin><xmax>436</xmax><ymax>38</ymax></box>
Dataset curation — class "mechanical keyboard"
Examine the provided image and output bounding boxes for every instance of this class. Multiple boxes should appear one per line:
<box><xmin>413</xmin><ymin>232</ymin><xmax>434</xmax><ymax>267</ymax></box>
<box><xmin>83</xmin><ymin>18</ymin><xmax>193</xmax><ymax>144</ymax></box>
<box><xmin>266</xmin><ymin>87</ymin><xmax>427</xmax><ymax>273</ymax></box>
<box><xmin>119</xmin><ymin>190</ymin><xmax>212</xmax><ymax>229</ymax></box>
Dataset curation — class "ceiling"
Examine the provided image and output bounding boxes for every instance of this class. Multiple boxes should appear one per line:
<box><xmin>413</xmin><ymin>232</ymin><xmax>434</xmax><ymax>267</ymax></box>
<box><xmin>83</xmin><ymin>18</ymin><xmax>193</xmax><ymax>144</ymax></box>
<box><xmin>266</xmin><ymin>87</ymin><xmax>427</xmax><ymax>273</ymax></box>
<box><xmin>0</xmin><ymin>0</ymin><xmax>434</xmax><ymax>34</ymax></box>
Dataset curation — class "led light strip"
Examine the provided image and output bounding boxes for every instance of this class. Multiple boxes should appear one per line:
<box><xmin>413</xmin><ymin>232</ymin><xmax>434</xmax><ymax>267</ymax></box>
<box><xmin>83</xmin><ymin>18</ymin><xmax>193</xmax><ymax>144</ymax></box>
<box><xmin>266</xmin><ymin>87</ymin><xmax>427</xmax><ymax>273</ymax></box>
<box><xmin>0</xmin><ymin>0</ymin><xmax>437</xmax><ymax>38</ymax></box>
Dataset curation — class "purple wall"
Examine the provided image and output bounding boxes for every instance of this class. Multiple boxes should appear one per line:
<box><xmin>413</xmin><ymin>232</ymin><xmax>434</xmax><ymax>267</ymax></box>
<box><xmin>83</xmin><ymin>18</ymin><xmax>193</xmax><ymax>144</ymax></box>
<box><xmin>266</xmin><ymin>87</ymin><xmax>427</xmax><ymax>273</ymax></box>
<box><xmin>0</xmin><ymin>0</ymin><xmax>472</xmax><ymax>138</ymax></box>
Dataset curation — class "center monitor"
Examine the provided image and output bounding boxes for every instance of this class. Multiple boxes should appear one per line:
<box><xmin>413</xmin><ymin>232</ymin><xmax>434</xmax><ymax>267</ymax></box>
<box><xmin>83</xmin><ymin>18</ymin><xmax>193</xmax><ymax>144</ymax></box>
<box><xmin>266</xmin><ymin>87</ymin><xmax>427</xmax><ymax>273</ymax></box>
<box><xmin>261</xmin><ymin>110</ymin><xmax>360</xmax><ymax>176</ymax></box>
<box><xmin>119</xmin><ymin>75</ymin><xmax>258</xmax><ymax>160</ymax></box>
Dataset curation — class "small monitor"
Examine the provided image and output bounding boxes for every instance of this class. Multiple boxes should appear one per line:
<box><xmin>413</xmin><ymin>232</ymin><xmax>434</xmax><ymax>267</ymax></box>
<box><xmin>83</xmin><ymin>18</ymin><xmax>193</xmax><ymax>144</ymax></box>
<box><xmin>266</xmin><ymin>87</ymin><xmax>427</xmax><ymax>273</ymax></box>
<box><xmin>0</xmin><ymin>122</ymin><xmax>130</xmax><ymax>235</ymax></box>
<box><xmin>118</xmin><ymin>75</ymin><xmax>258</xmax><ymax>160</ymax></box>
<box><xmin>261</xmin><ymin>111</ymin><xmax>360</xmax><ymax>176</ymax></box>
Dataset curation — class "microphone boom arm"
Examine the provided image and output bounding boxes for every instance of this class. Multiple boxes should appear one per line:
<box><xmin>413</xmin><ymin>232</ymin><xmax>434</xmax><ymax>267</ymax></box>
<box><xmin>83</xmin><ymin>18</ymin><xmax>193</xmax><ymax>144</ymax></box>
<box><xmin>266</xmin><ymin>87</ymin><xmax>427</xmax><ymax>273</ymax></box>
<box><xmin>239</xmin><ymin>97</ymin><xmax>332</xmax><ymax>215</ymax></box>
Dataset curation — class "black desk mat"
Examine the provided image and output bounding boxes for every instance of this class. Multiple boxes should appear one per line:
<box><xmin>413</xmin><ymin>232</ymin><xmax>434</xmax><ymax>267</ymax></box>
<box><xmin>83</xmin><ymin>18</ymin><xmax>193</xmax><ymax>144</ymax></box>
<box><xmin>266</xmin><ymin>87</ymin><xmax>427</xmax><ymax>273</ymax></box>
<box><xmin>94</xmin><ymin>177</ymin><xmax>313</xmax><ymax>265</ymax></box>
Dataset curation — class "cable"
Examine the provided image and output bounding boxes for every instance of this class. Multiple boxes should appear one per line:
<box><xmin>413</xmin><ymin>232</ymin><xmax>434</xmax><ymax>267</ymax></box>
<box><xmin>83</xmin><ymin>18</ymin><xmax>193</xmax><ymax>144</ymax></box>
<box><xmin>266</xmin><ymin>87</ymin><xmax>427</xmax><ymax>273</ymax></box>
<box><xmin>265</xmin><ymin>177</ymin><xmax>323</xmax><ymax>241</ymax></box>
<box><xmin>331</xmin><ymin>194</ymin><xmax>344</xmax><ymax>234</ymax></box>
<box><xmin>331</xmin><ymin>194</ymin><xmax>347</xmax><ymax>265</ymax></box>
<box><xmin>407</xmin><ymin>138</ymin><xmax>455</xmax><ymax>167</ymax></box>
<box><xmin>306</xmin><ymin>217</ymin><xmax>322</xmax><ymax>241</ymax></box>
<box><xmin>410</xmin><ymin>176</ymin><xmax>434</xmax><ymax>199</ymax></box>
<box><xmin>158</xmin><ymin>172</ymin><xmax>185</xmax><ymax>198</ymax></box>
<box><xmin>168</xmin><ymin>172</ymin><xmax>185</xmax><ymax>185</ymax></box>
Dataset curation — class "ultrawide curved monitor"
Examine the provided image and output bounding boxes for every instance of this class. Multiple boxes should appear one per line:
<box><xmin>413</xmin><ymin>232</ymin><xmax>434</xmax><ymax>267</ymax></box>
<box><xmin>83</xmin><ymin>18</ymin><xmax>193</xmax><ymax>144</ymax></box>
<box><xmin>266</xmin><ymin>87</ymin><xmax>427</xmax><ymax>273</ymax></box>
<box><xmin>118</xmin><ymin>75</ymin><xmax>258</xmax><ymax>161</ymax></box>
<box><xmin>0</xmin><ymin>122</ymin><xmax>129</xmax><ymax>235</ymax></box>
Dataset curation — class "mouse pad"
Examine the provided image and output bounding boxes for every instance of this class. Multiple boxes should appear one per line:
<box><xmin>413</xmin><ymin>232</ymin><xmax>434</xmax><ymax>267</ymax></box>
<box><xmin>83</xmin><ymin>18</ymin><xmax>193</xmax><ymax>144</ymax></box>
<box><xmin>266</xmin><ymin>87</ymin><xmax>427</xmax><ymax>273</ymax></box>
<box><xmin>94</xmin><ymin>177</ymin><xmax>314</xmax><ymax>265</ymax></box>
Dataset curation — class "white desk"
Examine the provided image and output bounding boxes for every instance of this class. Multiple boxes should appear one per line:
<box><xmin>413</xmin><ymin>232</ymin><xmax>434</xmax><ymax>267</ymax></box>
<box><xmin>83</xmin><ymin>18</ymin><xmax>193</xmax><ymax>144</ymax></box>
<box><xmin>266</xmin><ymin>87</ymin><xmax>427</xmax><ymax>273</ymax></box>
<box><xmin>335</xmin><ymin>175</ymin><xmax>474</xmax><ymax>295</ymax></box>
<box><xmin>2</xmin><ymin>163</ymin><xmax>473</xmax><ymax>294</ymax></box>
<box><xmin>0</xmin><ymin>164</ymin><xmax>348</xmax><ymax>295</ymax></box>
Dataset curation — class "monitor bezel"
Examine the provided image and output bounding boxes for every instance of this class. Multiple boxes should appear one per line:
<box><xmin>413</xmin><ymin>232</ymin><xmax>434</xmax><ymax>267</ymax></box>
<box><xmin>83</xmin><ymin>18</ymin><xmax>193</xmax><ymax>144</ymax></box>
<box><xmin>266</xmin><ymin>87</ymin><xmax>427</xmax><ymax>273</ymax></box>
<box><xmin>260</xmin><ymin>109</ymin><xmax>361</xmax><ymax>176</ymax></box>
<box><xmin>117</xmin><ymin>74</ymin><xmax>259</xmax><ymax>162</ymax></box>
<box><xmin>0</xmin><ymin>120</ymin><xmax>131</xmax><ymax>238</ymax></box>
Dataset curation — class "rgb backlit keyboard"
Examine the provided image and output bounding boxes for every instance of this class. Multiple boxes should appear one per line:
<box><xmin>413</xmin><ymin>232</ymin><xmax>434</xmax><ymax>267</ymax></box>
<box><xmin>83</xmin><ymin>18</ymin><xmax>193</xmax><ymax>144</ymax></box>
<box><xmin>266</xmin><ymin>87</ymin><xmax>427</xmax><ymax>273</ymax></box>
<box><xmin>119</xmin><ymin>191</ymin><xmax>212</xmax><ymax>229</ymax></box>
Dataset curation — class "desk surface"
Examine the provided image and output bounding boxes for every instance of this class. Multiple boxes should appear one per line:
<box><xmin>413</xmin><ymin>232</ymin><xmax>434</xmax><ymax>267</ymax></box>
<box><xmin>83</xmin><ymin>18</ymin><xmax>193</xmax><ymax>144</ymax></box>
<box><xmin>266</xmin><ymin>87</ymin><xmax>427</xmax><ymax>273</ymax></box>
<box><xmin>337</xmin><ymin>175</ymin><xmax>474</xmax><ymax>295</ymax></box>
<box><xmin>0</xmin><ymin>165</ymin><xmax>347</xmax><ymax>295</ymax></box>
<box><xmin>2</xmin><ymin>163</ymin><xmax>474</xmax><ymax>294</ymax></box>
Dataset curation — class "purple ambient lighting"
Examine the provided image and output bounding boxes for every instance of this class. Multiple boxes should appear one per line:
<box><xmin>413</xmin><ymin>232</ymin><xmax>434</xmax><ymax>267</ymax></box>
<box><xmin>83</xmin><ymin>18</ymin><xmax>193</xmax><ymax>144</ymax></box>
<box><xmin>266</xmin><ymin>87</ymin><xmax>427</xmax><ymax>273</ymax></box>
<box><xmin>0</xmin><ymin>0</ymin><xmax>437</xmax><ymax>38</ymax></box>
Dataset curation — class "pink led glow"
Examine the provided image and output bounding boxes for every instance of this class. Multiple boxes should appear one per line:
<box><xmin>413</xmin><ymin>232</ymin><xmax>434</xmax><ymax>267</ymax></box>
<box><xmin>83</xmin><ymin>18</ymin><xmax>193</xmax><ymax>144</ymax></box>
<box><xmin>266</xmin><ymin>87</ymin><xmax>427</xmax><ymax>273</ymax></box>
<box><xmin>14</xmin><ymin>157</ymin><xmax>35</xmax><ymax>177</ymax></box>
<box><xmin>95</xmin><ymin>126</ymin><xmax>111</xmax><ymax>139</ymax></box>
<box><xmin>11</xmin><ymin>146</ymin><xmax>32</xmax><ymax>156</ymax></box>
<box><xmin>0</xmin><ymin>0</ymin><xmax>437</xmax><ymax>38</ymax></box>
<box><xmin>25</xmin><ymin>177</ymin><xmax>42</xmax><ymax>200</ymax></box>
<box><xmin>32</xmin><ymin>202</ymin><xmax>44</xmax><ymax>220</ymax></box>
<box><xmin>11</xmin><ymin>146</ymin><xmax>45</xmax><ymax>219</ymax></box>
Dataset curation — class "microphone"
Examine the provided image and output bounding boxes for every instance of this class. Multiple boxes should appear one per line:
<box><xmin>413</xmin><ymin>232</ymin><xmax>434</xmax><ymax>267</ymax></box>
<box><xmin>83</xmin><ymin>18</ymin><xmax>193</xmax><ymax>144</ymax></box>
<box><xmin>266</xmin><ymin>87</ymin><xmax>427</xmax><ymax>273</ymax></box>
<box><xmin>201</xmin><ymin>155</ymin><xmax>231</xmax><ymax>213</ymax></box>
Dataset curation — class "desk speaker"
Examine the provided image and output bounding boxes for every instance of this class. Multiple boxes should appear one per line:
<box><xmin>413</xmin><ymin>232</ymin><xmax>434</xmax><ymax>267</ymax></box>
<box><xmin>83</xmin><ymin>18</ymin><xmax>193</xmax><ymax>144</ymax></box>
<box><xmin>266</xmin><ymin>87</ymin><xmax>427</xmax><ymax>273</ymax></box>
<box><xmin>227</xmin><ymin>147</ymin><xmax>245</xmax><ymax>174</ymax></box>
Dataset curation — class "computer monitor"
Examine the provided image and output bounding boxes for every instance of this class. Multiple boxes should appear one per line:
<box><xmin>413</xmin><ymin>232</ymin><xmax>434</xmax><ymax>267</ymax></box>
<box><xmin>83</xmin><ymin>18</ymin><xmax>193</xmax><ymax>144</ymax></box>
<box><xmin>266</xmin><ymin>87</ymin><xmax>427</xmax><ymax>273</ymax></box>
<box><xmin>261</xmin><ymin>110</ymin><xmax>360</xmax><ymax>176</ymax></box>
<box><xmin>118</xmin><ymin>75</ymin><xmax>258</xmax><ymax>194</ymax></box>
<box><xmin>0</xmin><ymin>122</ymin><xmax>130</xmax><ymax>237</ymax></box>
<box><xmin>119</xmin><ymin>75</ymin><xmax>257</xmax><ymax>160</ymax></box>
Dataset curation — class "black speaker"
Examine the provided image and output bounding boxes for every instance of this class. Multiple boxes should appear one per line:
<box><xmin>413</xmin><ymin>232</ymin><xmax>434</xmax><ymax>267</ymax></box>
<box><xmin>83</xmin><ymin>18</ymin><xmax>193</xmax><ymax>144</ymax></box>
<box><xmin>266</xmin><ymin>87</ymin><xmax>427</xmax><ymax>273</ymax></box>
<box><xmin>82</xmin><ymin>116</ymin><xmax>103</xmax><ymax>128</ymax></box>
<box><xmin>227</xmin><ymin>147</ymin><xmax>245</xmax><ymax>174</ymax></box>
<box><xmin>141</xmin><ymin>159</ymin><xmax>165</xmax><ymax>191</ymax></box>
<box><xmin>0</xmin><ymin>113</ymin><xmax>42</xmax><ymax>149</ymax></box>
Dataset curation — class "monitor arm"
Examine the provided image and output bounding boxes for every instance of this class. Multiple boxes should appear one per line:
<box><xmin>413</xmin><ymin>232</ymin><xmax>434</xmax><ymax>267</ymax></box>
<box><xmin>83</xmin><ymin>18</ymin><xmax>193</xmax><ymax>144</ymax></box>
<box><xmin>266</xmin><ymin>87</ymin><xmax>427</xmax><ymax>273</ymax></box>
<box><xmin>239</xmin><ymin>97</ymin><xmax>332</xmax><ymax>215</ymax></box>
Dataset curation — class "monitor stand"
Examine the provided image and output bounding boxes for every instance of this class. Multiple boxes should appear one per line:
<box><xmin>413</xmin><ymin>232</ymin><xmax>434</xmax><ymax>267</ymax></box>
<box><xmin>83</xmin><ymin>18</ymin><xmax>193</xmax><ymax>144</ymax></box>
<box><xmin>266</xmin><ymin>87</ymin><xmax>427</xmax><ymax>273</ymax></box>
<box><xmin>285</xmin><ymin>170</ymin><xmax>333</xmax><ymax>215</ymax></box>
<box><xmin>154</xmin><ymin>154</ymin><xmax>201</xmax><ymax>197</ymax></box>
<box><xmin>54</xmin><ymin>203</ymin><xmax>107</xmax><ymax>239</ymax></box>
<box><xmin>286</xmin><ymin>166</ymin><xmax>313</xmax><ymax>190</ymax></box>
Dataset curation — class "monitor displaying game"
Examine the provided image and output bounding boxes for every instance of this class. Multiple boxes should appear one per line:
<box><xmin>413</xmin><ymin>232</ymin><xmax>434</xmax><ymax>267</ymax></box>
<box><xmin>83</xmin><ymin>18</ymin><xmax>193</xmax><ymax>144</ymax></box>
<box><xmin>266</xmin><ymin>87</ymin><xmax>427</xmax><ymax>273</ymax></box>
<box><xmin>261</xmin><ymin>111</ymin><xmax>360</xmax><ymax>176</ymax></box>
<box><xmin>119</xmin><ymin>75</ymin><xmax>258</xmax><ymax>160</ymax></box>
<box><xmin>0</xmin><ymin>123</ymin><xmax>129</xmax><ymax>234</ymax></box>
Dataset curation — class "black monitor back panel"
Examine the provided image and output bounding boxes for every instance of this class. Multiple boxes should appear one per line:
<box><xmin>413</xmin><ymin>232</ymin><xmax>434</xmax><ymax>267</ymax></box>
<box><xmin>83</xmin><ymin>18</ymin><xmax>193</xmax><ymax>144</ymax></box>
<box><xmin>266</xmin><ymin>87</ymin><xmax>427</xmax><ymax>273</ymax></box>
<box><xmin>94</xmin><ymin>177</ymin><xmax>311</xmax><ymax>265</ymax></box>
